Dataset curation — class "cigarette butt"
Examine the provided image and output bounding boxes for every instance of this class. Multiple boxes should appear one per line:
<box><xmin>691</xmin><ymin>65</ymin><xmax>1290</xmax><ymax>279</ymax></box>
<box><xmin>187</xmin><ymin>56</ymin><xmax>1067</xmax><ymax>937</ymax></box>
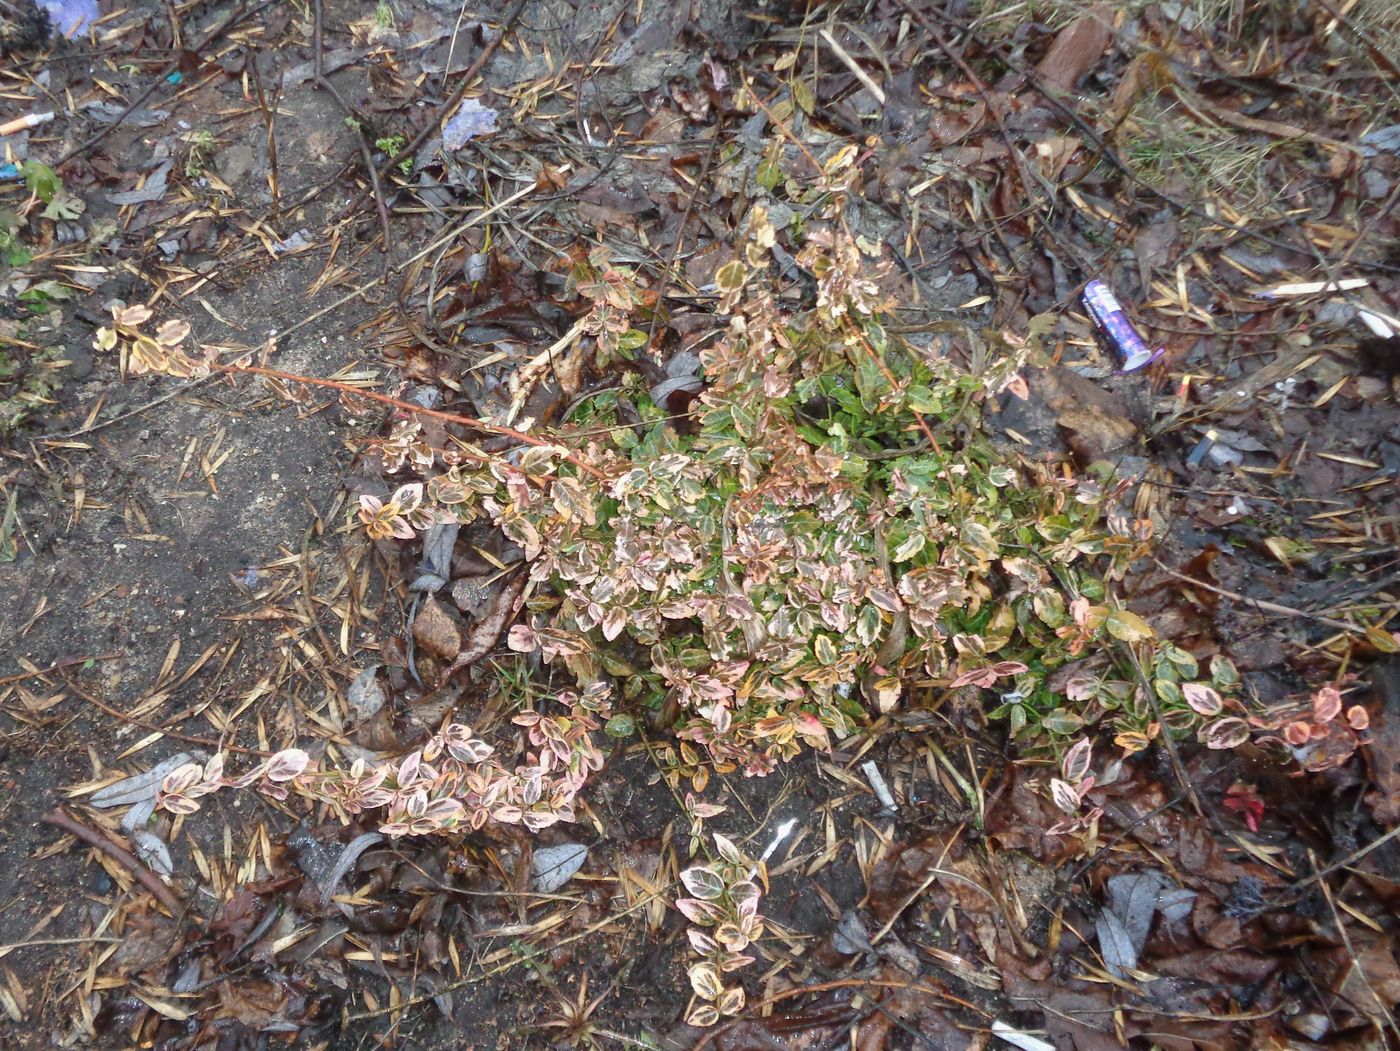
<box><xmin>0</xmin><ymin>111</ymin><xmax>56</xmax><ymax>137</ymax></box>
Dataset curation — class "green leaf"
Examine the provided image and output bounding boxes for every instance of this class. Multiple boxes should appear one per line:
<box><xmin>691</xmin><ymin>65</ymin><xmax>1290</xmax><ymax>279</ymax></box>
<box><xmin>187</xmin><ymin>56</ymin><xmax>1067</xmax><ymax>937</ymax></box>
<box><xmin>1033</xmin><ymin>589</ymin><xmax>1066</xmax><ymax>628</ymax></box>
<box><xmin>680</xmin><ymin>865</ymin><xmax>726</xmax><ymax>900</ymax></box>
<box><xmin>715</xmin><ymin>260</ymin><xmax>747</xmax><ymax>293</ymax></box>
<box><xmin>855</xmin><ymin>604</ymin><xmax>882</xmax><ymax>648</ymax></box>
<box><xmin>757</xmin><ymin>156</ymin><xmax>783</xmax><ymax>191</ymax></box>
<box><xmin>21</xmin><ymin>160</ymin><xmax>60</xmax><ymax>204</ymax></box>
<box><xmin>890</xmin><ymin>530</ymin><xmax>926</xmax><ymax>562</ymax></box>
<box><xmin>1209</xmin><ymin>654</ymin><xmax>1240</xmax><ymax>688</ymax></box>
<box><xmin>792</xmin><ymin>78</ymin><xmax>815</xmax><ymax>115</ymax></box>
<box><xmin>616</xmin><ymin>329</ymin><xmax>649</xmax><ymax>353</ymax></box>
<box><xmin>1041</xmin><ymin>709</ymin><xmax>1084</xmax><ymax>735</ymax></box>
<box><xmin>1104</xmin><ymin>609</ymin><xmax>1154</xmax><ymax>642</ymax></box>
<box><xmin>1153</xmin><ymin>677</ymin><xmax>1182</xmax><ymax>705</ymax></box>
<box><xmin>1159</xmin><ymin>643</ymin><xmax>1198</xmax><ymax>680</ymax></box>
<box><xmin>605</xmin><ymin>714</ymin><xmax>636</xmax><ymax>738</ymax></box>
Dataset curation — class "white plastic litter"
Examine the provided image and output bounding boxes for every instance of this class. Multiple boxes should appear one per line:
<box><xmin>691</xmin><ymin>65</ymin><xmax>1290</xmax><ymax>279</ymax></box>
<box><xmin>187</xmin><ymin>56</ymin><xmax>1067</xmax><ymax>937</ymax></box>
<box><xmin>532</xmin><ymin>843</ymin><xmax>588</xmax><ymax>893</ymax></box>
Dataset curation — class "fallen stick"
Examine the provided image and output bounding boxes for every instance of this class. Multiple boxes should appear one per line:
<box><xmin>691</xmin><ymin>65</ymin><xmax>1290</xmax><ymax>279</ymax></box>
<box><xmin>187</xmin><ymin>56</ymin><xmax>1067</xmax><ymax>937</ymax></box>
<box><xmin>1153</xmin><ymin>561</ymin><xmax>1363</xmax><ymax>635</ymax></box>
<box><xmin>41</xmin><ymin>808</ymin><xmax>185</xmax><ymax>915</ymax></box>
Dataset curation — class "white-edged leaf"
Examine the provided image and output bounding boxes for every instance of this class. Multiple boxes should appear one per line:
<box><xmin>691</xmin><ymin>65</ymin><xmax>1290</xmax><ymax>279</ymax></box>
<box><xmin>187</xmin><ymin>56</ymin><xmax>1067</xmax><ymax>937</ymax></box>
<box><xmin>264</xmin><ymin>748</ymin><xmax>309</xmax><ymax>783</ymax></box>
<box><xmin>686</xmin><ymin>1003</ymin><xmax>721</xmax><ymax>1027</ymax></box>
<box><xmin>713</xmin><ymin>833</ymin><xmax>741</xmax><ymax>865</ymax></box>
<box><xmin>680</xmin><ymin>865</ymin><xmax>726</xmax><ymax>900</ymax></box>
<box><xmin>688</xmin><ymin>961</ymin><xmax>723</xmax><ymax>1000</ymax></box>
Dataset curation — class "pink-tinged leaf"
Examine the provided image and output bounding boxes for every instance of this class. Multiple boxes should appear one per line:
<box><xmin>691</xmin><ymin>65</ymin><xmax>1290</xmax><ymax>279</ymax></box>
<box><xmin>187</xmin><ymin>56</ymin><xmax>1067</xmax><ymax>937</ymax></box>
<box><xmin>523</xmin><ymin>809</ymin><xmax>561</xmax><ymax>831</ymax></box>
<box><xmin>1182</xmin><ymin>683</ymin><xmax>1223</xmax><ymax>716</ymax></box>
<box><xmin>675</xmin><ymin>898</ymin><xmax>719</xmax><ymax>925</ymax></box>
<box><xmin>1061</xmin><ymin>737</ymin><xmax>1093</xmax><ymax>783</ymax></box>
<box><xmin>390</xmin><ymin>516</ymin><xmax>416</xmax><ymax>540</ymax></box>
<box><xmin>680</xmin><ymin>865</ymin><xmax>726</xmax><ymax>900</ymax></box>
<box><xmin>1063</xmin><ymin>673</ymin><xmax>1098</xmax><ymax>702</ymax></box>
<box><xmin>493</xmin><ymin>804</ymin><xmax>523</xmax><ymax>824</ymax></box>
<box><xmin>507</xmin><ymin>624</ymin><xmax>538</xmax><ymax>653</ymax></box>
<box><xmin>712</xmin><ymin>833</ymin><xmax>741</xmax><ymax>865</ymax></box>
<box><xmin>184</xmin><ymin>777</ymin><xmax>222</xmax><ymax>800</ymax></box>
<box><xmin>1049</xmin><ymin>778</ymin><xmax>1081</xmax><ymax>814</ymax></box>
<box><xmin>358</xmin><ymin>494</ymin><xmax>384</xmax><ymax>517</ymax></box>
<box><xmin>730</xmin><ymin>880</ymin><xmax>760</xmax><ymax>918</ymax></box>
<box><xmin>1284</xmin><ymin>721</ymin><xmax>1312</xmax><ymax>746</ymax></box>
<box><xmin>600</xmin><ymin>606</ymin><xmax>627</xmax><ymax>641</ymax></box>
<box><xmin>1201</xmin><ymin>717</ymin><xmax>1250</xmax><ymax>750</ymax></box>
<box><xmin>161</xmin><ymin>762</ymin><xmax>204</xmax><ymax>796</ymax></box>
<box><xmin>396</xmin><ymin>750</ymin><xmax>422</xmax><ymax>788</ymax></box>
<box><xmin>202</xmin><ymin>754</ymin><xmax>225</xmax><ymax>785</ymax></box>
<box><xmin>155</xmin><ymin>319</ymin><xmax>190</xmax><ymax>347</ymax></box>
<box><xmin>158</xmin><ymin>792</ymin><xmax>202</xmax><ymax>815</ymax></box>
<box><xmin>868</xmin><ymin>589</ymin><xmax>902</xmax><ymax>613</ymax></box>
<box><xmin>687</xmin><ymin>928</ymin><xmax>717</xmax><ymax>953</ymax></box>
<box><xmin>264</xmin><ymin>748</ymin><xmax>310</xmax><ymax>782</ymax></box>
<box><xmin>228</xmin><ymin>763</ymin><xmax>266</xmax><ymax>789</ymax></box>
<box><xmin>718</xmin><ymin>952</ymin><xmax>755</xmax><ymax>973</ymax></box>
<box><xmin>1312</xmin><ymin>685</ymin><xmax>1343</xmax><ymax>725</ymax></box>
<box><xmin>114</xmin><ymin>304</ymin><xmax>153</xmax><ymax>327</ymax></box>
<box><xmin>949</xmin><ymin>667</ymin><xmax>996</xmax><ymax>690</ymax></box>
<box><xmin>991</xmin><ymin>660</ymin><xmax>1029</xmax><ymax>676</ymax></box>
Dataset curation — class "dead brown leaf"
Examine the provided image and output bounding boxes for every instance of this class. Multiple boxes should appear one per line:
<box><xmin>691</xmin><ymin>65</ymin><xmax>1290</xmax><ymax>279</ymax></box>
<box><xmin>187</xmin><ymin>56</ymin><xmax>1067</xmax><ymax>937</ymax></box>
<box><xmin>412</xmin><ymin>595</ymin><xmax>464</xmax><ymax>661</ymax></box>
<box><xmin>1035</xmin><ymin>4</ymin><xmax>1114</xmax><ymax>93</ymax></box>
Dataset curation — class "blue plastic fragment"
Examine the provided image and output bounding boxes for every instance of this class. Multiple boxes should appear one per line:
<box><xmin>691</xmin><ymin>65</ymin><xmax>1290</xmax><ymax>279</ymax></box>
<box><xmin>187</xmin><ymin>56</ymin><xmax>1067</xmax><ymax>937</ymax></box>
<box><xmin>37</xmin><ymin>0</ymin><xmax>100</xmax><ymax>38</ymax></box>
<box><xmin>0</xmin><ymin>164</ymin><xmax>20</xmax><ymax>181</ymax></box>
<box><xmin>166</xmin><ymin>72</ymin><xmax>184</xmax><ymax>85</ymax></box>
<box><xmin>442</xmin><ymin>98</ymin><xmax>498</xmax><ymax>152</ymax></box>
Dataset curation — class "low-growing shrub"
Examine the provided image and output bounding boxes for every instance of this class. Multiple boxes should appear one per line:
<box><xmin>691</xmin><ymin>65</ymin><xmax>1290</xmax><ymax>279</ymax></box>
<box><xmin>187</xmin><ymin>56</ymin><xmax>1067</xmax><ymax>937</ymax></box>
<box><xmin>151</xmin><ymin>189</ymin><xmax>1257</xmax><ymax>833</ymax></box>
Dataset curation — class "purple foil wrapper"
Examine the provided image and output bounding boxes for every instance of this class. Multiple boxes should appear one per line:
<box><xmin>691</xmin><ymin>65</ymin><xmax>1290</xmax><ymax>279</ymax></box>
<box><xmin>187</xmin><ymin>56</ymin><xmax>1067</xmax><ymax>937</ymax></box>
<box><xmin>1082</xmin><ymin>280</ymin><xmax>1163</xmax><ymax>372</ymax></box>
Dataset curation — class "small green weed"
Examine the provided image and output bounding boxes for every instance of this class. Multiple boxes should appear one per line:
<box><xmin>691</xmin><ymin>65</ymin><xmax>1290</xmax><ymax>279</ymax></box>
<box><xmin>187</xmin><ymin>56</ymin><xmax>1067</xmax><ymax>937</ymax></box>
<box><xmin>183</xmin><ymin>130</ymin><xmax>216</xmax><ymax>178</ymax></box>
<box><xmin>375</xmin><ymin>135</ymin><xmax>412</xmax><ymax>175</ymax></box>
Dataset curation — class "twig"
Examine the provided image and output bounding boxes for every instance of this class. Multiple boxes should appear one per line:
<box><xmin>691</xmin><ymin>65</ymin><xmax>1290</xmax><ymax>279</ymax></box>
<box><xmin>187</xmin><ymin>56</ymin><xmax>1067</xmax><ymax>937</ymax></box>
<box><xmin>219</xmin><ymin>363</ymin><xmax>610</xmax><ymax>480</ymax></box>
<box><xmin>819</xmin><ymin>28</ymin><xmax>885</xmax><ymax>105</ymax></box>
<box><xmin>1313</xmin><ymin>849</ymin><xmax>1400</xmax><ymax>1041</ymax></box>
<box><xmin>41</xmin><ymin>808</ymin><xmax>185</xmax><ymax>914</ymax></box>
<box><xmin>247</xmin><ymin>47</ymin><xmax>283</xmax><ymax>228</ymax></box>
<box><xmin>644</xmin><ymin>133</ymin><xmax>722</xmax><ymax>347</ymax></box>
<box><xmin>61</xmin><ymin>673</ymin><xmax>272</xmax><ymax>757</ymax></box>
<box><xmin>1153</xmin><ymin>561</ymin><xmax>1365</xmax><ymax>635</ymax></box>
<box><xmin>0</xmin><ymin>651</ymin><xmax>122</xmax><ymax>687</ymax></box>
<box><xmin>338</xmin><ymin>0</ymin><xmax>529</xmax><ymax>221</ymax></box>
<box><xmin>312</xmin><ymin>0</ymin><xmax>393</xmax><ymax>275</ymax></box>
<box><xmin>52</xmin><ymin>0</ymin><xmax>279</xmax><ymax>167</ymax></box>
<box><xmin>1294</xmin><ymin>823</ymin><xmax>1400</xmax><ymax>888</ymax></box>
<box><xmin>1117</xmin><ymin>639</ymin><xmax>1209</xmax><ymax>820</ymax></box>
